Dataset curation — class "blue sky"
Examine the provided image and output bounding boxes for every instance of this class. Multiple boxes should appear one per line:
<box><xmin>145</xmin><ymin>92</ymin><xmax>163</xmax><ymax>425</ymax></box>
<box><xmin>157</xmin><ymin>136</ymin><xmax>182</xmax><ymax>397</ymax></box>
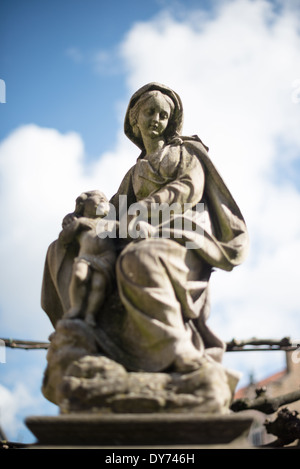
<box><xmin>1</xmin><ymin>0</ymin><xmax>300</xmax><ymax>443</ymax></box>
<box><xmin>0</xmin><ymin>0</ymin><xmax>154</xmax><ymax>156</ymax></box>
<box><xmin>0</xmin><ymin>0</ymin><xmax>212</xmax><ymax>157</ymax></box>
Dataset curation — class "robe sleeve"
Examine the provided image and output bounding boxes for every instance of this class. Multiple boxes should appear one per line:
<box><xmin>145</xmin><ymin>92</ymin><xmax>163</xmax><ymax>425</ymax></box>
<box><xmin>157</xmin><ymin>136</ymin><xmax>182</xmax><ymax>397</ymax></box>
<box><xmin>109</xmin><ymin>165</ymin><xmax>137</xmax><ymax>219</ymax></box>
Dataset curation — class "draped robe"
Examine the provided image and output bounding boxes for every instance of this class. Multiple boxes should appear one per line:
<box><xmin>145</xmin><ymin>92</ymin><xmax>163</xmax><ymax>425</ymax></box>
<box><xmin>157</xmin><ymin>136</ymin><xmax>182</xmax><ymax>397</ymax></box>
<box><xmin>41</xmin><ymin>137</ymin><xmax>249</xmax><ymax>373</ymax></box>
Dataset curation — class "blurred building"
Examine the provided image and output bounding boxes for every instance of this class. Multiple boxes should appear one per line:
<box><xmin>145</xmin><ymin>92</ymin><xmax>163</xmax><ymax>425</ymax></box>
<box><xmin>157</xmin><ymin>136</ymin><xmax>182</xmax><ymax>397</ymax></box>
<box><xmin>234</xmin><ymin>350</ymin><xmax>300</xmax><ymax>446</ymax></box>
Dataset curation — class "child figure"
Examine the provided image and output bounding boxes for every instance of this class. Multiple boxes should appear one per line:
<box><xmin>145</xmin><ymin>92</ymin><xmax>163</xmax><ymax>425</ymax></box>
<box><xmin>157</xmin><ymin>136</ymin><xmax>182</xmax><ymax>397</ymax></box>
<box><xmin>59</xmin><ymin>190</ymin><xmax>116</xmax><ymax>327</ymax></box>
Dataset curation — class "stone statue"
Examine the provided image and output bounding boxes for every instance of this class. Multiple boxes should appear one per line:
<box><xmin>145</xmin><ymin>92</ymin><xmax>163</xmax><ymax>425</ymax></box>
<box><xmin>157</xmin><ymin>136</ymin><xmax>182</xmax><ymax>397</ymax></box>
<box><xmin>60</xmin><ymin>190</ymin><xmax>116</xmax><ymax>328</ymax></box>
<box><xmin>41</xmin><ymin>83</ymin><xmax>249</xmax><ymax>414</ymax></box>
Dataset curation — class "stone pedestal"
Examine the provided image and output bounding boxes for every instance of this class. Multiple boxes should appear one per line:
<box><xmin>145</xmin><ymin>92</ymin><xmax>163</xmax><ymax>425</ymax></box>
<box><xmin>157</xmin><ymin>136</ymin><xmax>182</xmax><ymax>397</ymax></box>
<box><xmin>25</xmin><ymin>412</ymin><xmax>255</xmax><ymax>448</ymax></box>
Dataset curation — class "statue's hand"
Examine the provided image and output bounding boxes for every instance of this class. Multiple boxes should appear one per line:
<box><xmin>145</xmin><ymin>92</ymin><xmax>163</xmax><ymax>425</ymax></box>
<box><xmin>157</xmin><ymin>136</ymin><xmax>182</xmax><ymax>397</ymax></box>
<box><xmin>62</xmin><ymin>212</ymin><xmax>77</xmax><ymax>228</ymax></box>
<box><xmin>59</xmin><ymin>218</ymin><xmax>80</xmax><ymax>245</ymax></box>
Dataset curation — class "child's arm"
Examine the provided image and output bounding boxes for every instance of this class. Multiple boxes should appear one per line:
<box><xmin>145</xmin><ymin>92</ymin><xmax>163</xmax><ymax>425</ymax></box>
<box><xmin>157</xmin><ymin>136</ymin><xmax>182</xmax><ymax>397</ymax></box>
<box><xmin>59</xmin><ymin>218</ymin><xmax>81</xmax><ymax>246</ymax></box>
<box><xmin>76</xmin><ymin>217</ymin><xmax>97</xmax><ymax>231</ymax></box>
<box><xmin>62</xmin><ymin>212</ymin><xmax>77</xmax><ymax>229</ymax></box>
<box><xmin>59</xmin><ymin>217</ymin><xmax>96</xmax><ymax>246</ymax></box>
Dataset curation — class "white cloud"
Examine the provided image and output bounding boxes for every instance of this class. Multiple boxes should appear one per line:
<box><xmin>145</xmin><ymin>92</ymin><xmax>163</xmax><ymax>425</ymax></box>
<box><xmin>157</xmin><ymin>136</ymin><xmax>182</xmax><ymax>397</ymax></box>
<box><xmin>0</xmin><ymin>382</ymin><xmax>35</xmax><ymax>441</ymax></box>
<box><xmin>119</xmin><ymin>0</ymin><xmax>300</xmax><ymax>344</ymax></box>
<box><xmin>118</xmin><ymin>0</ymin><xmax>300</xmax><ymax>382</ymax></box>
<box><xmin>0</xmin><ymin>125</ymin><xmax>136</xmax><ymax>340</ymax></box>
<box><xmin>0</xmin><ymin>125</ymin><xmax>86</xmax><ymax>340</ymax></box>
<box><xmin>0</xmin><ymin>356</ymin><xmax>58</xmax><ymax>443</ymax></box>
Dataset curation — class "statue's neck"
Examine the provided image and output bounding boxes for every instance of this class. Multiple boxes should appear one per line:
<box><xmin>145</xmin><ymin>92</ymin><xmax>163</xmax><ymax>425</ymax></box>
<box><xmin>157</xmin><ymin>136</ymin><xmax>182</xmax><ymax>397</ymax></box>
<box><xmin>143</xmin><ymin>136</ymin><xmax>165</xmax><ymax>156</ymax></box>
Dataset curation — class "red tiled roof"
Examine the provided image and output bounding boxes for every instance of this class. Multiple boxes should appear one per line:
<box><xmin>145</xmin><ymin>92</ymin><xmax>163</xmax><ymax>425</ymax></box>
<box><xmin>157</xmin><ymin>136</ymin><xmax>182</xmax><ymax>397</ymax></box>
<box><xmin>234</xmin><ymin>369</ymin><xmax>287</xmax><ymax>399</ymax></box>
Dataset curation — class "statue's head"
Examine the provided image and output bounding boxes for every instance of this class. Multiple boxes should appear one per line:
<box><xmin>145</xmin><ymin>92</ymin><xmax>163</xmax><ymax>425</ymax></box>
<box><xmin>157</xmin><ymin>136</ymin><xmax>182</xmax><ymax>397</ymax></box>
<box><xmin>74</xmin><ymin>190</ymin><xmax>109</xmax><ymax>218</ymax></box>
<box><xmin>124</xmin><ymin>83</ymin><xmax>183</xmax><ymax>150</ymax></box>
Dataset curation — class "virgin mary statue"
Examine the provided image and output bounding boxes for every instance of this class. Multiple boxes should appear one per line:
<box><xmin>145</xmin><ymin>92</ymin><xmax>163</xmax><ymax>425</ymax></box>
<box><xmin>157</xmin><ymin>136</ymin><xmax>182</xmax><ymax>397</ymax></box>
<box><xmin>41</xmin><ymin>83</ymin><xmax>248</xmax><ymax>392</ymax></box>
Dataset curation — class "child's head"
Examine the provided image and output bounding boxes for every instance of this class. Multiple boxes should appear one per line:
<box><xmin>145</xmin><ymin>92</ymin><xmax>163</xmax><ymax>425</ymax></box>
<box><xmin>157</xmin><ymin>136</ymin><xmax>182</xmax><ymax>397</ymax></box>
<box><xmin>74</xmin><ymin>190</ymin><xmax>110</xmax><ymax>218</ymax></box>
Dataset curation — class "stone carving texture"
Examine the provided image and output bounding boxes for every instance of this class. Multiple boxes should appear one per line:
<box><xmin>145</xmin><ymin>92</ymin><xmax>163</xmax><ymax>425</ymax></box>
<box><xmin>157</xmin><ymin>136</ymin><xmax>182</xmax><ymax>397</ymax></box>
<box><xmin>41</xmin><ymin>83</ymin><xmax>249</xmax><ymax>414</ymax></box>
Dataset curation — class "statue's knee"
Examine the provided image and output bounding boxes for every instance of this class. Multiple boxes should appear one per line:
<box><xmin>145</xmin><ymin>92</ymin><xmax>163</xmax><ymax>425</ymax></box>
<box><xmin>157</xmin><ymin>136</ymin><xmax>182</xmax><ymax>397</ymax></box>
<box><xmin>117</xmin><ymin>245</ymin><xmax>142</xmax><ymax>281</ymax></box>
<box><xmin>117</xmin><ymin>242</ymin><xmax>161</xmax><ymax>287</ymax></box>
<box><xmin>118</xmin><ymin>251</ymin><xmax>136</xmax><ymax>276</ymax></box>
<box><xmin>72</xmin><ymin>259</ymin><xmax>90</xmax><ymax>283</ymax></box>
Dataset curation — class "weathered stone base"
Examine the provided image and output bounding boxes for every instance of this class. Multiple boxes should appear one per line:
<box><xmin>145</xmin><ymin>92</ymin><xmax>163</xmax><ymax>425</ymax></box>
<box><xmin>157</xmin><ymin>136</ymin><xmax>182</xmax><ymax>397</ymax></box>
<box><xmin>42</xmin><ymin>319</ymin><xmax>239</xmax><ymax>415</ymax></box>
<box><xmin>58</xmin><ymin>354</ymin><xmax>235</xmax><ymax>415</ymax></box>
<box><xmin>25</xmin><ymin>413</ymin><xmax>255</xmax><ymax>447</ymax></box>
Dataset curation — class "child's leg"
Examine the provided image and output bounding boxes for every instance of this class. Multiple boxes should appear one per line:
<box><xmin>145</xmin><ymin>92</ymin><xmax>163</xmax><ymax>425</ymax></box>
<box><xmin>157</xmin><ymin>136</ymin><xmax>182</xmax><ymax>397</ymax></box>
<box><xmin>65</xmin><ymin>258</ymin><xmax>91</xmax><ymax>318</ymax></box>
<box><xmin>84</xmin><ymin>272</ymin><xmax>106</xmax><ymax>327</ymax></box>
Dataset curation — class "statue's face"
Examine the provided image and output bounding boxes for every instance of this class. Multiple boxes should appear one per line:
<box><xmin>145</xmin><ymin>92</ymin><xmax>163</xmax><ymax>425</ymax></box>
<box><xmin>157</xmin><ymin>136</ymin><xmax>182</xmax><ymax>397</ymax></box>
<box><xmin>136</xmin><ymin>93</ymin><xmax>171</xmax><ymax>141</ymax></box>
<box><xmin>84</xmin><ymin>193</ymin><xmax>109</xmax><ymax>218</ymax></box>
